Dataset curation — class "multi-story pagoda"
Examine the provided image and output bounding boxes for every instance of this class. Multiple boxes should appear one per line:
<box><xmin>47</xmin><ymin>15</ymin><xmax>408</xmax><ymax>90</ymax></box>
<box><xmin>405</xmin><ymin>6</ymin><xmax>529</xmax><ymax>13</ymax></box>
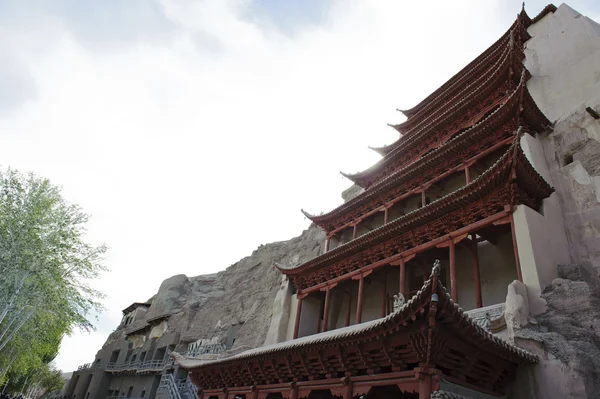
<box><xmin>176</xmin><ymin>5</ymin><xmax>559</xmax><ymax>399</ymax></box>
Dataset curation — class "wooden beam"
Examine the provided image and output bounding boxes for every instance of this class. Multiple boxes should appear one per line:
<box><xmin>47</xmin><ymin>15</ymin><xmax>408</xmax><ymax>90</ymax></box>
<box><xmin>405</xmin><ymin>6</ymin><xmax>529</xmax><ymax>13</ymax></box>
<box><xmin>465</xmin><ymin>164</ymin><xmax>471</xmax><ymax>184</ymax></box>
<box><xmin>471</xmin><ymin>234</ymin><xmax>482</xmax><ymax>308</ymax></box>
<box><xmin>356</xmin><ymin>275</ymin><xmax>364</xmax><ymax>324</ymax></box>
<box><xmin>399</xmin><ymin>258</ymin><xmax>406</xmax><ymax>297</ymax></box>
<box><xmin>322</xmin><ymin>286</ymin><xmax>331</xmax><ymax>332</ymax></box>
<box><xmin>449</xmin><ymin>239</ymin><xmax>457</xmax><ymax>302</ymax></box>
<box><xmin>325</xmin><ymin>137</ymin><xmax>514</xmax><ymax>237</ymax></box>
<box><xmin>510</xmin><ymin>211</ymin><xmax>523</xmax><ymax>282</ymax></box>
<box><xmin>345</xmin><ymin>291</ymin><xmax>352</xmax><ymax>327</ymax></box>
<box><xmin>380</xmin><ymin>271</ymin><xmax>387</xmax><ymax>318</ymax></box>
<box><xmin>301</xmin><ymin>210</ymin><xmax>510</xmax><ymax>294</ymax></box>
<box><xmin>293</xmin><ymin>293</ymin><xmax>303</xmax><ymax>339</ymax></box>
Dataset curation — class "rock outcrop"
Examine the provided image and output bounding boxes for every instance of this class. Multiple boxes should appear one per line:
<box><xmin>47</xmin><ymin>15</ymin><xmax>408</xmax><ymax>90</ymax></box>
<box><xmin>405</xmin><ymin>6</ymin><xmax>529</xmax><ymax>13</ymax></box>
<box><xmin>104</xmin><ymin>225</ymin><xmax>325</xmax><ymax>353</ymax></box>
<box><xmin>510</xmin><ymin>264</ymin><xmax>600</xmax><ymax>398</ymax></box>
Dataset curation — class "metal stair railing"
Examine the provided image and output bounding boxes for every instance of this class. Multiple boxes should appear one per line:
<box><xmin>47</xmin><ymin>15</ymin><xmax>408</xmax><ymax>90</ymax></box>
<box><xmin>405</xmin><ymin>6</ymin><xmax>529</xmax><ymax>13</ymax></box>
<box><xmin>182</xmin><ymin>377</ymin><xmax>199</xmax><ymax>399</ymax></box>
<box><xmin>158</xmin><ymin>374</ymin><xmax>182</xmax><ymax>399</ymax></box>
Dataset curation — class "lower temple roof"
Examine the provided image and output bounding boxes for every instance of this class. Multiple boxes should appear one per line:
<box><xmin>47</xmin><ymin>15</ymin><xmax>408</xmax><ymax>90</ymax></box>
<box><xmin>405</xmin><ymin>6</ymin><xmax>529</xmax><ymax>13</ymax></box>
<box><xmin>174</xmin><ymin>267</ymin><xmax>536</xmax><ymax>394</ymax></box>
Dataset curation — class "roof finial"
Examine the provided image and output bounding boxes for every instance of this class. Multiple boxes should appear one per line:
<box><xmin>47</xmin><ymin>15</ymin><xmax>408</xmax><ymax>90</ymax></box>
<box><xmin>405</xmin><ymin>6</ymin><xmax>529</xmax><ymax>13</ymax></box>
<box><xmin>522</xmin><ymin>2</ymin><xmax>525</xmax><ymax>13</ymax></box>
<box><xmin>431</xmin><ymin>259</ymin><xmax>441</xmax><ymax>277</ymax></box>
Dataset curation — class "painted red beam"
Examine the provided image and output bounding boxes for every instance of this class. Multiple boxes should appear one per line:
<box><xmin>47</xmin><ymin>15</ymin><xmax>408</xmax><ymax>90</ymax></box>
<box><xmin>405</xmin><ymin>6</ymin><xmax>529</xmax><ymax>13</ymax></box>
<box><xmin>325</xmin><ymin>136</ymin><xmax>514</xmax><ymax>237</ymax></box>
<box><xmin>301</xmin><ymin>210</ymin><xmax>510</xmax><ymax>295</ymax></box>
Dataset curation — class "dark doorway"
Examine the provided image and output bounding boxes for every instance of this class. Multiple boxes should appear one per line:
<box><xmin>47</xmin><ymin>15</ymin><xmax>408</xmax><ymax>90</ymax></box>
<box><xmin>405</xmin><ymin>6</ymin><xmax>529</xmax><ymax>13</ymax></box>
<box><xmin>150</xmin><ymin>375</ymin><xmax>161</xmax><ymax>398</ymax></box>
<box><xmin>308</xmin><ymin>390</ymin><xmax>333</xmax><ymax>399</ymax></box>
<box><xmin>367</xmin><ymin>385</ymin><xmax>417</xmax><ymax>399</ymax></box>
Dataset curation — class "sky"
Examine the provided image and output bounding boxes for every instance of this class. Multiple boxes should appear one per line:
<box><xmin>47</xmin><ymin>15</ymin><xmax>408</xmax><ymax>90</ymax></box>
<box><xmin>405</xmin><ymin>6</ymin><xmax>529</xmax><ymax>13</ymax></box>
<box><xmin>1</xmin><ymin>0</ymin><xmax>599</xmax><ymax>372</ymax></box>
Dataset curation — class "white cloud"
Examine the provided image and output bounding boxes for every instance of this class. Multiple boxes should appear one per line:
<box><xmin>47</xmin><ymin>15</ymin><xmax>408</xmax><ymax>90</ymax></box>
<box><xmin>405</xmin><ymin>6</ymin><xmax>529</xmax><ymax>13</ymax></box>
<box><xmin>0</xmin><ymin>0</ymin><xmax>597</xmax><ymax>371</ymax></box>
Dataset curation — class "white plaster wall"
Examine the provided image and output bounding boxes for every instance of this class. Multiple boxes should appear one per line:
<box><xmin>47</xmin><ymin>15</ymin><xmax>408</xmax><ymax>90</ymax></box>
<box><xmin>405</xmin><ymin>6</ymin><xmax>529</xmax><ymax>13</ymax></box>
<box><xmin>285</xmin><ymin>293</ymin><xmax>299</xmax><ymax>342</ymax></box>
<box><xmin>521</xmin><ymin>133</ymin><xmax>553</xmax><ymax>185</ymax></box>
<box><xmin>455</xmin><ymin>233</ymin><xmax>518</xmax><ymax>311</ymax></box>
<box><xmin>513</xmin><ymin>202</ymin><xmax>570</xmax><ymax>315</ymax></box>
<box><xmin>525</xmin><ymin>4</ymin><xmax>600</xmax><ymax>121</ymax></box>
<box><xmin>296</xmin><ymin>296</ymin><xmax>321</xmax><ymax>338</ymax></box>
<box><xmin>263</xmin><ymin>275</ymin><xmax>292</xmax><ymax>345</ymax></box>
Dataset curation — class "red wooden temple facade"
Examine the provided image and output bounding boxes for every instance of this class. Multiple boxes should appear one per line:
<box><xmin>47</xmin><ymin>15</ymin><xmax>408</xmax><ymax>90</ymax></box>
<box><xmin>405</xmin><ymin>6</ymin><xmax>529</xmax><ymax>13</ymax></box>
<box><xmin>176</xmin><ymin>5</ymin><xmax>557</xmax><ymax>399</ymax></box>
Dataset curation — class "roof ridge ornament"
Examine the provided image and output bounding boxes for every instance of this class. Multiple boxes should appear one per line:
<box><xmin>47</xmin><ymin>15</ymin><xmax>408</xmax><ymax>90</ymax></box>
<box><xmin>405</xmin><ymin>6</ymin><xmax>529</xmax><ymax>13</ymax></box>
<box><xmin>431</xmin><ymin>259</ymin><xmax>441</xmax><ymax>277</ymax></box>
<box><xmin>301</xmin><ymin>209</ymin><xmax>315</xmax><ymax>219</ymax></box>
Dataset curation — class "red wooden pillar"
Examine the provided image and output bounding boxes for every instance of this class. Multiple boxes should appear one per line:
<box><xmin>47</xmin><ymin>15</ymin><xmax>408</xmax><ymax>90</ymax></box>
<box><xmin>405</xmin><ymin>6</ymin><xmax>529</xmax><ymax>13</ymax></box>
<box><xmin>399</xmin><ymin>258</ymin><xmax>406</xmax><ymax>297</ymax></box>
<box><xmin>510</xmin><ymin>212</ymin><xmax>523</xmax><ymax>282</ymax></box>
<box><xmin>325</xmin><ymin>235</ymin><xmax>331</xmax><ymax>252</ymax></box>
<box><xmin>421</xmin><ymin>189</ymin><xmax>426</xmax><ymax>207</ymax></box>
<box><xmin>416</xmin><ymin>367</ymin><xmax>434</xmax><ymax>399</ymax></box>
<box><xmin>380</xmin><ymin>272</ymin><xmax>387</xmax><ymax>318</ymax></box>
<box><xmin>293</xmin><ymin>293</ymin><xmax>303</xmax><ymax>339</ymax></box>
<box><xmin>355</xmin><ymin>275</ymin><xmax>364</xmax><ymax>324</ymax></box>
<box><xmin>383</xmin><ymin>207</ymin><xmax>389</xmax><ymax>225</ymax></box>
<box><xmin>449</xmin><ymin>239</ymin><xmax>458</xmax><ymax>302</ymax></box>
<box><xmin>471</xmin><ymin>235</ymin><xmax>482</xmax><ymax>308</ymax></box>
<box><xmin>352</xmin><ymin>223</ymin><xmax>358</xmax><ymax>240</ymax></box>
<box><xmin>465</xmin><ymin>165</ymin><xmax>471</xmax><ymax>184</ymax></box>
<box><xmin>343</xmin><ymin>382</ymin><xmax>353</xmax><ymax>399</ymax></box>
<box><xmin>321</xmin><ymin>286</ymin><xmax>331</xmax><ymax>333</ymax></box>
<box><xmin>289</xmin><ymin>384</ymin><xmax>297</xmax><ymax>399</ymax></box>
<box><xmin>345</xmin><ymin>292</ymin><xmax>352</xmax><ymax>327</ymax></box>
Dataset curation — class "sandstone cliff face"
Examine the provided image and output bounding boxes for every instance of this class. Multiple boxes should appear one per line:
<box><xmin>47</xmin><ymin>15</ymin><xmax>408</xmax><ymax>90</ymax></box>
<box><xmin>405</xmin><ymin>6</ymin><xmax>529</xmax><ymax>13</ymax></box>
<box><xmin>128</xmin><ymin>225</ymin><xmax>324</xmax><ymax>352</ymax></box>
<box><xmin>511</xmin><ymin>264</ymin><xmax>600</xmax><ymax>399</ymax></box>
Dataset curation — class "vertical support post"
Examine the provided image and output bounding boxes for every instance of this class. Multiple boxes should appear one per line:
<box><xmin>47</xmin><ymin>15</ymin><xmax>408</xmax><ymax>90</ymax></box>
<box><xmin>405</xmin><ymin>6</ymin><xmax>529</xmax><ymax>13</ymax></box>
<box><xmin>399</xmin><ymin>258</ymin><xmax>406</xmax><ymax>297</ymax></box>
<box><xmin>343</xmin><ymin>381</ymin><xmax>353</xmax><ymax>399</ymax></box>
<box><xmin>356</xmin><ymin>276</ymin><xmax>364</xmax><ymax>324</ymax></box>
<box><xmin>510</xmin><ymin>212</ymin><xmax>523</xmax><ymax>282</ymax></box>
<box><xmin>471</xmin><ymin>234</ymin><xmax>482</xmax><ymax>308</ymax></box>
<box><xmin>293</xmin><ymin>293</ymin><xmax>303</xmax><ymax>339</ymax></box>
<box><xmin>383</xmin><ymin>207</ymin><xmax>389</xmax><ymax>225</ymax></box>
<box><xmin>417</xmin><ymin>368</ymin><xmax>433</xmax><ymax>399</ymax></box>
<box><xmin>465</xmin><ymin>165</ymin><xmax>470</xmax><ymax>184</ymax></box>
<box><xmin>449</xmin><ymin>239</ymin><xmax>458</xmax><ymax>302</ymax></box>
<box><xmin>380</xmin><ymin>272</ymin><xmax>387</xmax><ymax>318</ymax></box>
<box><xmin>322</xmin><ymin>286</ymin><xmax>331</xmax><ymax>333</ymax></box>
<box><xmin>251</xmin><ymin>388</ymin><xmax>258</xmax><ymax>399</ymax></box>
<box><xmin>421</xmin><ymin>189</ymin><xmax>426</xmax><ymax>207</ymax></box>
<box><xmin>289</xmin><ymin>383</ymin><xmax>297</xmax><ymax>399</ymax></box>
<box><xmin>352</xmin><ymin>223</ymin><xmax>358</xmax><ymax>240</ymax></box>
<box><xmin>325</xmin><ymin>235</ymin><xmax>331</xmax><ymax>252</ymax></box>
<box><xmin>345</xmin><ymin>292</ymin><xmax>352</xmax><ymax>327</ymax></box>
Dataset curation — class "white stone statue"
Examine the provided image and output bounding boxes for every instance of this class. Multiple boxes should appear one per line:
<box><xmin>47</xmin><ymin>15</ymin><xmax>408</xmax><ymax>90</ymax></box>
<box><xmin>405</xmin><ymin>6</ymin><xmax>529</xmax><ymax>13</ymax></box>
<box><xmin>393</xmin><ymin>293</ymin><xmax>405</xmax><ymax>312</ymax></box>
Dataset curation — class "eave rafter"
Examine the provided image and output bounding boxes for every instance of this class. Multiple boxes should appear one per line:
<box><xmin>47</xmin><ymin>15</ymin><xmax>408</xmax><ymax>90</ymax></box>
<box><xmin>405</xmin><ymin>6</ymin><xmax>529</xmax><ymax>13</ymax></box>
<box><xmin>344</xmin><ymin>47</ymin><xmax>528</xmax><ymax>189</ymax></box>
<box><xmin>305</xmin><ymin>65</ymin><xmax>550</xmax><ymax>234</ymax></box>
<box><xmin>397</xmin><ymin>5</ymin><xmax>543</xmax><ymax>120</ymax></box>
<box><xmin>176</xmin><ymin>269</ymin><xmax>537</xmax><ymax>396</ymax></box>
<box><xmin>282</xmin><ymin>134</ymin><xmax>553</xmax><ymax>290</ymax></box>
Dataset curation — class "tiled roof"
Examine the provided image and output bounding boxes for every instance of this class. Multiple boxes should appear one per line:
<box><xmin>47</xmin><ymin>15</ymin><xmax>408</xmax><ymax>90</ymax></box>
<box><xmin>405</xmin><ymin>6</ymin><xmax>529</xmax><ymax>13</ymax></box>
<box><xmin>304</xmin><ymin>67</ymin><xmax>548</xmax><ymax>232</ymax></box>
<box><xmin>279</xmin><ymin>134</ymin><xmax>552</xmax><ymax>277</ymax></box>
<box><xmin>431</xmin><ymin>390</ymin><xmax>471</xmax><ymax>399</ymax></box>
<box><xmin>174</xmin><ymin>270</ymin><xmax>537</xmax><ymax>372</ymax></box>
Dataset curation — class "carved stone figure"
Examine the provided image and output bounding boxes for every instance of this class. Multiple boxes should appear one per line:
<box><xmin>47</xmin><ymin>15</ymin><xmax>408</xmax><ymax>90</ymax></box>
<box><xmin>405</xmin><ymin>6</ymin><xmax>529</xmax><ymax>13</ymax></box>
<box><xmin>393</xmin><ymin>293</ymin><xmax>405</xmax><ymax>312</ymax></box>
<box><xmin>431</xmin><ymin>259</ymin><xmax>441</xmax><ymax>277</ymax></box>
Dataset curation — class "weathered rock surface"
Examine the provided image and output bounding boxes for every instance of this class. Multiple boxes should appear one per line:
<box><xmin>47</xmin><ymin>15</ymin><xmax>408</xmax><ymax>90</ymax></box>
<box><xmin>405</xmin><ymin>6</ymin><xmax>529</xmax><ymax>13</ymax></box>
<box><xmin>100</xmin><ymin>225</ymin><xmax>325</xmax><ymax>352</ymax></box>
<box><xmin>511</xmin><ymin>264</ymin><xmax>600</xmax><ymax>398</ymax></box>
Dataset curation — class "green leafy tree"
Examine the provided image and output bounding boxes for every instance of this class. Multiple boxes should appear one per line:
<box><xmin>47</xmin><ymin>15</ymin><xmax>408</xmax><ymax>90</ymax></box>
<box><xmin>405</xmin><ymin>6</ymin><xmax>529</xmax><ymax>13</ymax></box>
<box><xmin>0</xmin><ymin>168</ymin><xmax>107</xmax><ymax>391</ymax></box>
